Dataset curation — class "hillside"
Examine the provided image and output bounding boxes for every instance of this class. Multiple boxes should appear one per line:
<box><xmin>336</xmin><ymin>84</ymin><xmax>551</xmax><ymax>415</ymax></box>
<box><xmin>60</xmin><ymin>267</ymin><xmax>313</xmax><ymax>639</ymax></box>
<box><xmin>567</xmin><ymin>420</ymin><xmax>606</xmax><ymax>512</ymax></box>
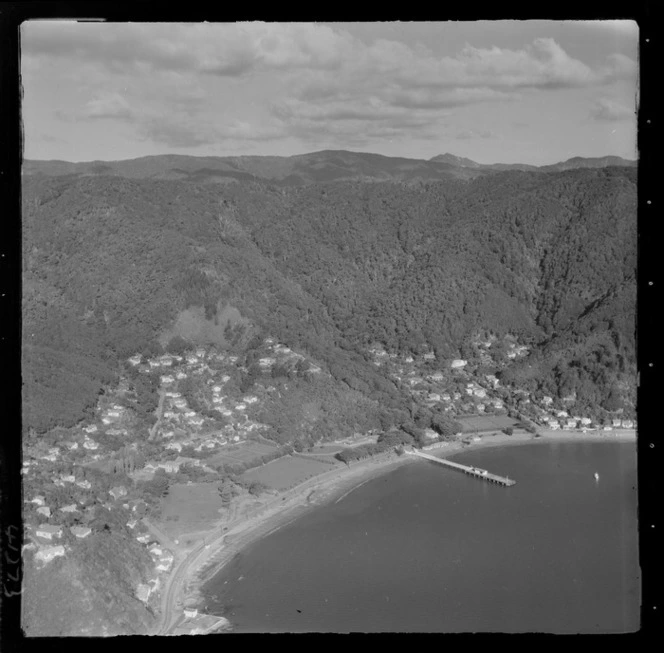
<box><xmin>22</xmin><ymin>164</ymin><xmax>637</xmax><ymax>436</ymax></box>
<box><xmin>23</xmin><ymin>150</ymin><xmax>636</xmax><ymax>188</ymax></box>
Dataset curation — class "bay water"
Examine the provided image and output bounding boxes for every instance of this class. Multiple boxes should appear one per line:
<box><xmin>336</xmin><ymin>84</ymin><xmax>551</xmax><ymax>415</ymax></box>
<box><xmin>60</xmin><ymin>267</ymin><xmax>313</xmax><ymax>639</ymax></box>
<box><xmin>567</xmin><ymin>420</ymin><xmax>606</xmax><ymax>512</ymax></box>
<box><xmin>202</xmin><ymin>441</ymin><xmax>640</xmax><ymax>633</ymax></box>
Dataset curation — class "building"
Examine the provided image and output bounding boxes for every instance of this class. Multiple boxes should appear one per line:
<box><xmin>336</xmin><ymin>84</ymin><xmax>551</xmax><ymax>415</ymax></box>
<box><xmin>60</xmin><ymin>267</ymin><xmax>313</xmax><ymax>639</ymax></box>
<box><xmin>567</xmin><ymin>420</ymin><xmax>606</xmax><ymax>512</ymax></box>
<box><xmin>423</xmin><ymin>352</ymin><xmax>435</xmax><ymax>361</ymax></box>
<box><xmin>109</xmin><ymin>486</ymin><xmax>128</xmax><ymax>500</ymax></box>
<box><xmin>451</xmin><ymin>359</ymin><xmax>467</xmax><ymax>369</ymax></box>
<box><xmin>622</xmin><ymin>420</ymin><xmax>634</xmax><ymax>429</ymax></box>
<box><xmin>60</xmin><ymin>504</ymin><xmax>78</xmax><ymax>513</ymax></box>
<box><xmin>612</xmin><ymin>419</ymin><xmax>622</xmax><ymax>428</ymax></box>
<box><xmin>36</xmin><ymin>506</ymin><xmax>51</xmax><ymax>518</ymax></box>
<box><xmin>36</xmin><ymin>524</ymin><xmax>62</xmax><ymax>540</ymax></box>
<box><xmin>128</xmin><ymin>355</ymin><xmax>142</xmax><ymax>366</ymax></box>
<box><xmin>580</xmin><ymin>417</ymin><xmax>592</xmax><ymax>426</ymax></box>
<box><xmin>70</xmin><ymin>526</ymin><xmax>92</xmax><ymax>539</ymax></box>
<box><xmin>35</xmin><ymin>545</ymin><xmax>66</xmax><ymax>564</ymax></box>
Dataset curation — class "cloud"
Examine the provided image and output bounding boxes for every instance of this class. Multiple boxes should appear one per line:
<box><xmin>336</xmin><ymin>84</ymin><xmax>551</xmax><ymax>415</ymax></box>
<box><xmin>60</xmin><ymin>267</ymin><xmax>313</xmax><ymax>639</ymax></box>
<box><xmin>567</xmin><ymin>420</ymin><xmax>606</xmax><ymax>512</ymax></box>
<box><xmin>590</xmin><ymin>98</ymin><xmax>635</xmax><ymax>122</ymax></box>
<box><xmin>22</xmin><ymin>22</ymin><xmax>638</xmax><ymax>151</ymax></box>
<box><xmin>454</xmin><ymin>129</ymin><xmax>495</xmax><ymax>140</ymax></box>
<box><xmin>82</xmin><ymin>92</ymin><xmax>134</xmax><ymax>120</ymax></box>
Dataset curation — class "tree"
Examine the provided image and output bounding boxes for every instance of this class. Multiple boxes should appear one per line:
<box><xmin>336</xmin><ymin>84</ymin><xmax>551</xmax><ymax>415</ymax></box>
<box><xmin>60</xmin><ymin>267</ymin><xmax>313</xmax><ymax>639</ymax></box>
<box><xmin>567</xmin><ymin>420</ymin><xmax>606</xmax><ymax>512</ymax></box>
<box><xmin>165</xmin><ymin>335</ymin><xmax>190</xmax><ymax>355</ymax></box>
<box><xmin>503</xmin><ymin>427</ymin><xmax>514</xmax><ymax>436</ymax></box>
<box><xmin>218</xmin><ymin>478</ymin><xmax>234</xmax><ymax>508</ymax></box>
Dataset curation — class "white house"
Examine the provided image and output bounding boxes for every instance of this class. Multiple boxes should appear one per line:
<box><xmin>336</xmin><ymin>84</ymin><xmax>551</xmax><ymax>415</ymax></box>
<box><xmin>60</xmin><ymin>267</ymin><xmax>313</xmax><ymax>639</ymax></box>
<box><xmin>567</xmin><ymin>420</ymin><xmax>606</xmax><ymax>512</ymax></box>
<box><xmin>36</xmin><ymin>524</ymin><xmax>62</xmax><ymax>540</ymax></box>
<box><xmin>189</xmin><ymin>417</ymin><xmax>204</xmax><ymax>426</ymax></box>
<box><xmin>235</xmin><ymin>404</ymin><xmax>247</xmax><ymax>411</ymax></box>
<box><xmin>549</xmin><ymin>422</ymin><xmax>560</xmax><ymax>430</ymax></box>
<box><xmin>59</xmin><ymin>504</ymin><xmax>78</xmax><ymax>513</ymax></box>
<box><xmin>84</xmin><ymin>424</ymin><xmax>98</xmax><ymax>434</ymax></box>
<box><xmin>612</xmin><ymin>419</ymin><xmax>622</xmax><ymax>428</ymax></box>
<box><xmin>423</xmin><ymin>352</ymin><xmax>435</xmax><ymax>361</ymax></box>
<box><xmin>176</xmin><ymin>371</ymin><xmax>187</xmax><ymax>379</ymax></box>
<box><xmin>451</xmin><ymin>359</ymin><xmax>467</xmax><ymax>369</ymax></box>
<box><xmin>83</xmin><ymin>439</ymin><xmax>99</xmax><ymax>450</ymax></box>
<box><xmin>259</xmin><ymin>357</ymin><xmax>275</xmax><ymax>368</ymax></box>
<box><xmin>428</xmin><ymin>393</ymin><xmax>441</xmax><ymax>402</ymax></box>
<box><xmin>76</xmin><ymin>480</ymin><xmax>91</xmax><ymax>489</ymax></box>
<box><xmin>30</xmin><ymin>495</ymin><xmax>46</xmax><ymax>506</ymax></box>
<box><xmin>404</xmin><ymin>356</ymin><xmax>414</xmax><ymax>363</ymax></box>
<box><xmin>195</xmin><ymin>348</ymin><xmax>206</xmax><ymax>358</ymax></box>
<box><xmin>161</xmin><ymin>375</ymin><xmax>175</xmax><ymax>385</ymax></box>
<box><xmin>128</xmin><ymin>355</ymin><xmax>142</xmax><ymax>366</ymax></box>
<box><xmin>70</xmin><ymin>526</ymin><xmax>92</xmax><ymax>539</ymax></box>
<box><xmin>35</xmin><ymin>545</ymin><xmax>66</xmax><ymax>564</ymax></box>
<box><xmin>36</xmin><ymin>506</ymin><xmax>51</xmax><ymax>518</ymax></box>
<box><xmin>580</xmin><ymin>417</ymin><xmax>592</xmax><ymax>426</ymax></box>
<box><xmin>473</xmin><ymin>388</ymin><xmax>487</xmax><ymax>398</ymax></box>
<box><xmin>429</xmin><ymin>372</ymin><xmax>445</xmax><ymax>382</ymax></box>
<box><xmin>622</xmin><ymin>420</ymin><xmax>634</xmax><ymax>429</ymax></box>
<box><xmin>243</xmin><ymin>395</ymin><xmax>258</xmax><ymax>404</ymax></box>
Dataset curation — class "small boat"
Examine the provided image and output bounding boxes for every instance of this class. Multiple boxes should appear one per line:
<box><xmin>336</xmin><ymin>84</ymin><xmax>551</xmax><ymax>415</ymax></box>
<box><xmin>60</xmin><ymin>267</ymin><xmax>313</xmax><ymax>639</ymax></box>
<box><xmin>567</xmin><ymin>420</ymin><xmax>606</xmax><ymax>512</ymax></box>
<box><xmin>594</xmin><ymin>472</ymin><xmax>600</xmax><ymax>481</ymax></box>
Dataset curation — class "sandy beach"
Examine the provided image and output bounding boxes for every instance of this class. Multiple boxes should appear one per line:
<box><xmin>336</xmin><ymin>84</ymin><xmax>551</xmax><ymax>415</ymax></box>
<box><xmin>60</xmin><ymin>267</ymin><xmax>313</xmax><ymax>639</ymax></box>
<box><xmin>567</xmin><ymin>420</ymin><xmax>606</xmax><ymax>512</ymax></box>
<box><xmin>161</xmin><ymin>427</ymin><xmax>637</xmax><ymax>633</ymax></box>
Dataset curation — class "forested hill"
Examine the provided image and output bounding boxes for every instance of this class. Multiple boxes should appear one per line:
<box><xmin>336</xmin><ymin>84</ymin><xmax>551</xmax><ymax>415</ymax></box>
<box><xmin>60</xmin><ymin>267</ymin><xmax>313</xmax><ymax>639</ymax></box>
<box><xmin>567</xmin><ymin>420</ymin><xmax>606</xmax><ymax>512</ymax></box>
<box><xmin>22</xmin><ymin>165</ymin><xmax>636</xmax><ymax>435</ymax></box>
<box><xmin>23</xmin><ymin>150</ymin><xmax>636</xmax><ymax>187</ymax></box>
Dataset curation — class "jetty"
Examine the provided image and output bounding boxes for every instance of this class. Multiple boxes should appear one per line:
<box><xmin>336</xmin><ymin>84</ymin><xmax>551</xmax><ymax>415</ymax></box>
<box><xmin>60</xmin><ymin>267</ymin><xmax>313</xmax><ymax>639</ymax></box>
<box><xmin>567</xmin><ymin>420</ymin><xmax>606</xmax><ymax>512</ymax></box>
<box><xmin>406</xmin><ymin>449</ymin><xmax>516</xmax><ymax>487</ymax></box>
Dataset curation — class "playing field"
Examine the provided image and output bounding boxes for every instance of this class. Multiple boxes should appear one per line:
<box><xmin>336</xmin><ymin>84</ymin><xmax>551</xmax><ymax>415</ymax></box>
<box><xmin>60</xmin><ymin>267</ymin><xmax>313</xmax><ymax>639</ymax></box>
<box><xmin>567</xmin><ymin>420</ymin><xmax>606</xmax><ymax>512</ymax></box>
<box><xmin>207</xmin><ymin>440</ymin><xmax>280</xmax><ymax>468</ymax></box>
<box><xmin>456</xmin><ymin>414</ymin><xmax>518</xmax><ymax>433</ymax></box>
<box><xmin>157</xmin><ymin>482</ymin><xmax>224</xmax><ymax>543</ymax></box>
<box><xmin>241</xmin><ymin>456</ymin><xmax>332</xmax><ymax>490</ymax></box>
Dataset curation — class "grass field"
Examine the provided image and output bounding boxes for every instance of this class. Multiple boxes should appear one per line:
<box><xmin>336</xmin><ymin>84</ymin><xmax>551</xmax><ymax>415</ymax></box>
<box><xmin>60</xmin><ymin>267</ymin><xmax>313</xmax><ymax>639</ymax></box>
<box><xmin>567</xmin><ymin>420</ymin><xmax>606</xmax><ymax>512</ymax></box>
<box><xmin>241</xmin><ymin>456</ymin><xmax>332</xmax><ymax>490</ymax></box>
<box><xmin>207</xmin><ymin>440</ymin><xmax>280</xmax><ymax>468</ymax></box>
<box><xmin>456</xmin><ymin>414</ymin><xmax>518</xmax><ymax>433</ymax></box>
<box><xmin>310</xmin><ymin>444</ymin><xmax>343</xmax><ymax>454</ymax></box>
<box><xmin>157</xmin><ymin>483</ymin><xmax>224</xmax><ymax>543</ymax></box>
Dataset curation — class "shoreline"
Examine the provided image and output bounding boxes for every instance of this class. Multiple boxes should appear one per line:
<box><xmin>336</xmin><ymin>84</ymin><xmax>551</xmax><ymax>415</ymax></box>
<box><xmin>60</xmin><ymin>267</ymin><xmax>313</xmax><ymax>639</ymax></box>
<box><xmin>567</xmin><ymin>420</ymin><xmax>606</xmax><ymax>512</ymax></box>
<box><xmin>162</xmin><ymin>427</ymin><xmax>636</xmax><ymax>633</ymax></box>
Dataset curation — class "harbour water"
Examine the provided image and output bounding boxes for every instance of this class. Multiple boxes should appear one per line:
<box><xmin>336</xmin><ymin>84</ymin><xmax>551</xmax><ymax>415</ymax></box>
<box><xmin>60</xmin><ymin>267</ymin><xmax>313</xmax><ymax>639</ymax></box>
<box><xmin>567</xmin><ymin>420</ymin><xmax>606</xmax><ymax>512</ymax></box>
<box><xmin>202</xmin><ymin>441</ymin><xmax>640</xmax><ymax>633</ymax></box>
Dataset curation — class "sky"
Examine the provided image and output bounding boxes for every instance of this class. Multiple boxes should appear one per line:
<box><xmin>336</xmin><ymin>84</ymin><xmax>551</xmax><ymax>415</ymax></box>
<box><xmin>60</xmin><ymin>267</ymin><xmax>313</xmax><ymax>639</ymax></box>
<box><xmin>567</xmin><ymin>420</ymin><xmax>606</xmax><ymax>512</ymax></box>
<box><xmin>20</xmin><ymin>20</ymin><xmax>639</xmax><ymax>165</ymax></box>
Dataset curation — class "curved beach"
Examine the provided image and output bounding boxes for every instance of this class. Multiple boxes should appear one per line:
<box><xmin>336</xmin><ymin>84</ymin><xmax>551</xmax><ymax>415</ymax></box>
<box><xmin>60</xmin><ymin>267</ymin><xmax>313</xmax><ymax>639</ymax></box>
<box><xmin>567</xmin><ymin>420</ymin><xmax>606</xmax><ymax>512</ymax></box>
<box><xmin>159</xmin><ymin>428</ymin><xmax>637</xmax><ymax>633</ymax></box>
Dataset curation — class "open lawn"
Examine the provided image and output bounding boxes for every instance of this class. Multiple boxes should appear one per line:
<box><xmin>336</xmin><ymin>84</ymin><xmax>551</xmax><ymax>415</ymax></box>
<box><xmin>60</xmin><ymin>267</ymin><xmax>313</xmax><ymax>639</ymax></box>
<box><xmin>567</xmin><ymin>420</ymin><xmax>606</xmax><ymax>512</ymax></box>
<box><xmin>310</xmin><ymin>444</ymin><xmax>343</xmax><ymax>454</ymax></box>
<box><xmin>241</xmin><ymin>456</ymin><xmax>332</xmax><ymax>490</ymax></box>
<box><xmin>456</xmin><ymin>414</ymin><xmax>518</xmax><ymax>433</ymax></box>
<box><xmin>157</xmin><ymin>483</ymin><xmax>224</xmax><ymax>544</ymax></box>
<box><xmin>207</xmin><ymin>440</ymin><xmax>279</xmax><ymax>468</ymax></box>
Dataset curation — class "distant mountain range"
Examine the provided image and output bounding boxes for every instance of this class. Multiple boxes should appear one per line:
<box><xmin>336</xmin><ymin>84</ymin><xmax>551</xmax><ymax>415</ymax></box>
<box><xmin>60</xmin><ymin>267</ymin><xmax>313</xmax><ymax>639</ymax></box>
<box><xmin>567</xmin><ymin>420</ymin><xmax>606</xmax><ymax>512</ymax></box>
<box><xmin>23</xmin><ymin>150</ymin><xmax>636</xmax><ymax>187</ymax></box>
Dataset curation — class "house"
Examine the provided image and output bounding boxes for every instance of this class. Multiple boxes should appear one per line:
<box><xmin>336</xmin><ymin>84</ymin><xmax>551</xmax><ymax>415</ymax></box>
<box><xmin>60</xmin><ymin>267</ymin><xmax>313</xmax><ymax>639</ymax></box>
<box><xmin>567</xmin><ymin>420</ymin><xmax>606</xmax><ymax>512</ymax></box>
<box><xmin>149</xmin><ymin>360</ymin><xmax>161</xmax><ymax>368</ymax></box>
<box><xmin>549</xmin><ymin>422</ymin><xmax>560</xmax><ymax>430</ymax></box>
<box><xmin>221</xmin><ymin>409</ymin><xmax>233</xmax><ymax>417</ymax></box>
<box><xmin>136</xmin><ymin>584</ymin><xmax>153</xmax><ymax>603</ymax></box>
<box><xmin>126</xmin><ymin>520</ymin><xmax>138</xmax><ymax>529</ymax></box>
<box><xmin>580</xmin><ymin>417</ymin><xmax>592</xmax><ymax>426</ymax></box>
<box><xmin>622</xmin><ymin>420</ymin><xmax>634</xmax><ymax>429</ymax></box>
<box><xmin>441</xmin><ymin>393</ymin><xmax>452</xmax><ymax>401</ymax></box>
<box><xmin>176</xmin><ymin>371</ymin><xmax>187</xmax><ymax>379</ymax></box>
<box><xmin>429</xmin><ymin>372</ymin><xmax>445</xmax><ymax>382</ymax></box>
<box><xmin>473</xmin><ymin>388</ymin><xmax>487</xmax><ymax>398</ymax></box>
<box><xmin>36</xmin><ymin>506</ymin><xmax>51</xmax><ymax>518</ymax></box>
<box><xmin>149</xmin><ymin>545</ymin><xmax>163</xmax><ymax>557</ymax></box>
<box><xmin>186</xmin><ymin>355</ymin><xmax>199</xmax><ymax>365</ymax></box>
<box><xmin>556</xmin><ymin>410</ymin><xmax>569</xmax><ymax>418</ymax></box>
<box><xmin>603</xmin><ymin>426</ymin><xmax>613</xmax><ymax>431</ymax></box>
<box><xmin>84</xmin><ymin>424</ymin><xmax>98</xmax><ymax>434</ymax></box>
<box><xmin>35</xmin><ymin>545</ymin><xmax>66</xmax><ymax>564</ymax></box>
<box><xmin>221</xmin><ymin>375</ymin><xmax>231</xmax><ymax>383</ymax></box>
<box><xmin>83</xmin><ymin>440</ymin><xmax>99</xmax><ymax>450</ymax></box>
<box><xmin>60</xmin><ymin>504</ymin><xmax>78</xmax><ymax>513</ymax></box>
<box><xmin>128</xmin><ymin>355</ymin><xmax>142</xmax><ymax>366</ymax></box>
<box><xmin>404</xmin><ymin>356</ymin><xmax>414</xmax><ymax>363</ymax></box>
<box><xmin>165</xmin><ymin>442</ymin><xmax>182</xmax><ymax>452</ymax></box>
<box><xmin>109</xmin><ymin>486</ymin><xmax>127</xmax><ymax>500</ymax></box>
<box><xmin>136</xmin><ymin>534</ymin><xmax>151</xmax><ymax>544</ymax></box>
<box><xmin>30</xmin><ymin>495</ymin><xmax>46</xmax><ymax>506</ymax></box>
<box><xmin>106</xmin><ymin>409</ymin><xmax>121</xmax><ymax>418</ymax></box>
<box><xmin>477</xmin><ymin>403</ymin><xmax>486</xmax><ymax>412</ymax></box>
<box><xmin>244</xmin><ymin>395</ymin><xmax>258</xmax><ymax>404</ymax></box>
<box><xmin>423</xmin><ymin>352</ymin><xmax>435</xmax><ymax>361</ymax></box>
<box><xmin>158</xmin><ymin>356</ymin><xmax>174</xmax><ymax>367</ymax></box>
<box><xmin>450</xmin><ymin>359</ymin><xmax>467</xmax><ymax>369</ymax></box>
<box><xmin>212</xmin><ymin>385</ymin><xmax>223</xmax><ymax>392</ymax></box>
<box><xmin>184</xmin><ymin>608</ymin><xmax>198</xmax><ymax>619</ymax></box>
<box><xmin>212</xmin><ymin>396</ymin><xmax>224</xmax><ymax>404</ymax></box>
<box><xmin>235</xmin><ymin>404</ymin><xmax>247</xmax><ymax>411</ymax></box>
<box><xmin>189</xmin><ymin>417</ymin><xmax>204</xmax><ymax>426</ymax></box>
<box><xmin>566</xmin><ymin>419</ymin><xmax>577</xmax><ymax>429</ymax></box>
<box><xmin>36</xmin><ymin>524</ymin><xmax>62</xmax><ymax>540</ymax></box>
<box><xmin>195</xmin><ymin>348</ymin><xmax>206</xmax><ymax>358</ymax></box>
<box><xmin>259</xmin><ymin>357</ymin><xmax>275</xmax><ymax>368</ymax></box>
<box><xmin>76</xmin><ymin>480</ymin><xmax>91</xmax><ymax>489</ymax></box>
<box><xmin>612</xmin><ymin>419</ymin><xmax>622</xmax><ymax>428</ymax></box>
<box><xmin>183</xmin><ymin>410</ymin><xmax>196</xmax><ymax>418</ymax></box>
<box><xmin>70</xmin><ymin>526</ymin><xmax>92</xmax><ymax>539</ymax></box>
<box><xmin>161</xmin><ymin>375</ymin><xmax>175</xmax><ymax>385</ymax></box>
<box><xmin>173</xmin><ymin>398</ymin><xmax>187</xmax><ymax>408</ymax></box>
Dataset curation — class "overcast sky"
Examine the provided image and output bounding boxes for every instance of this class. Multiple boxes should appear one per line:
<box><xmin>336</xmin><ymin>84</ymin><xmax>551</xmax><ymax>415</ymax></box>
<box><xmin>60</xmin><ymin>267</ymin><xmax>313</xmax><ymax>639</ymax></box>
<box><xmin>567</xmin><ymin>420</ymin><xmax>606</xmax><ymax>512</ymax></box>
<box><xmin>21</xmin><ymin>20</ymin><xmax>639</xmax><ymax>165</ymax></box>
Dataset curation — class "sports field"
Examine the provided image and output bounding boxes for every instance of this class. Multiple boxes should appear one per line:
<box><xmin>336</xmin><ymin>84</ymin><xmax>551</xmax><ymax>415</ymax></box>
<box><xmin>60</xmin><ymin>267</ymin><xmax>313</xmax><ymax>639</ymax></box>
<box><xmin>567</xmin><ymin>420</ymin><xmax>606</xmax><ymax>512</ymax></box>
<box><xmin>456</xmin><ymin>414</ymin><xmax>517</xmax><ymax>433</ymax></box>
<box><xmin>241</xmin><ymin>455</ymin><xmax>332</xmax><ymax>490</ymax></box>
<box><xmin>207</xmin><ymin>440</ymin><xmax>280</xmax><ymax>468</ymax></box>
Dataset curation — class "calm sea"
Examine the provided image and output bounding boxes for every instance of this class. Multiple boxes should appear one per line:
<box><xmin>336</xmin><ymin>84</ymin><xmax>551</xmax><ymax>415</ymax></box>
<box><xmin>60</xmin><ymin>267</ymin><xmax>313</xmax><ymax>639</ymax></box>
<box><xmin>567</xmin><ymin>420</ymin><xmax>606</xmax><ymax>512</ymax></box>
<box><xmin>202</xmin><ymin>441</ymin><xmax>640</xmax><ymax>633</ymax></box>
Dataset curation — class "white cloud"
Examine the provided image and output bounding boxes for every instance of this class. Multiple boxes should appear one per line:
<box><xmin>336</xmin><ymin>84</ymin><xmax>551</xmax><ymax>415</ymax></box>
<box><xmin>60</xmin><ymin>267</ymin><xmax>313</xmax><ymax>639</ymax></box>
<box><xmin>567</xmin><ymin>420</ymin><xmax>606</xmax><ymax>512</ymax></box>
<box><xmin>591</xmin><ymin>97</ymin><xmax>636</xmax><ymax>122</ymax></box>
